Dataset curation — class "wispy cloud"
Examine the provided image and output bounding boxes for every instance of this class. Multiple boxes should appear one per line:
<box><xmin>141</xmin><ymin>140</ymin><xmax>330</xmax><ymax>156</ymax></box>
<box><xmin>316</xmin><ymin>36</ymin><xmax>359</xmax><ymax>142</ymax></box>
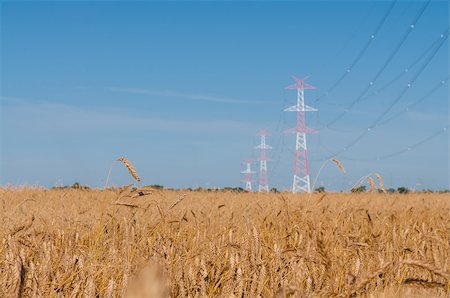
<box><xmin>0</xmin><ymin>95</ymin><xmax>28</xmax><ymax>104</ymax></box>
<box><xmin>108</xmin><ymin>87</ymin><xmax>268</xmax><ymax>105</ymax></box>
<box><xmin>2</xmin><ymin>100</ymin><xmax>260</xmax><ymax>135</ymax></box>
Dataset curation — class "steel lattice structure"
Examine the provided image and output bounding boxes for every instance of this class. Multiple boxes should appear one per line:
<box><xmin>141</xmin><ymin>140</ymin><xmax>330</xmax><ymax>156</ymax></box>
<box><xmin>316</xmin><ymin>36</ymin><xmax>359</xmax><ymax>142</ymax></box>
<box><xmin>284</xmin><ymin>76</ymin><xmax>317</xmax><ymax>193</ymax></box>
<box><xmin>241</xmin><ymin>160</ymin><xmax>255</xmax><ymax>192</ymax></box>
<box><xmin>254</xmin><ymin>129</ymin><xmax>271</xmax><ymax>192</ymax></box>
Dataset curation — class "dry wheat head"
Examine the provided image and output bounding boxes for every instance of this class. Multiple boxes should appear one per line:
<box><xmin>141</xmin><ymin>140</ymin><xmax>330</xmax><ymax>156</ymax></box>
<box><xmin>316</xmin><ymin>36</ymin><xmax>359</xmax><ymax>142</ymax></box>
<box><xmin>368</xmin><ymin>177</ymin><xmax>376</xmax><ymax>192</ymax></box>
<box><xmin>375</xmin><ymin>174</ymin><xmax>386</xmax><ymax>193</ymax></box>
<box><xmin>332</xmin><ymin>158</ymin><xmax>346</xmax><ymax>174</ymax></box>
<box><xmin>117</xmin><ymin>157</ymin><xmax>141</xmax><ymax>182</ymax></box>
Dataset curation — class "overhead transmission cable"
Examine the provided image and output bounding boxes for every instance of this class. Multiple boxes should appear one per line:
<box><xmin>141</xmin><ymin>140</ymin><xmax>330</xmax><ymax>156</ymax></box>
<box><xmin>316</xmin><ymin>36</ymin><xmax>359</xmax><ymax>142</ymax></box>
<box><xmin>314</xmin><ymin>125</ymin><xmax>448</xmax><ymax>162</ymax></box>
<box><xmin>339</xmin><ymin>126</ymin><xmax>448</xmax><ymax>161</ymax></box>
<box><xmin>322</xmin><ymin>28</ymin><xmax>448</xmax><ymax>108</ymax></box>
<box><xmin>376</xmin><ymin>76</ymin><xmax>448</xmax><ymax>126</ymax></box>
<box><xmin>370</xmin><ymin>29</ymin><xmax>448</xmax><ymax>128</ymax></box>
<box><xmin>313</xmin><ymin>0</ymin><xmax>398</xmax><ymax>103</ymax></box>
<box><xmin>320</xmin><ymin>28</ymin><xmax>448</xmax><ymax>134</ymax></box>
<box><xmin>268</xmin><ymin>90</ymin><xmax>289</xmax><ymax>185</ymax></box>
<box><xmin>317</xmin><ymin>28</ymin><xmax>448</xmax><ymax>161</ymax></box>
<box><xmin>322</xmin><ymin>75</ymin><xmax>448</xmax><ymax>134</ymax></box>
<box><xmin>322</xmin><ymin>0</ymin><xmax>431</xmax><ymax>129</ymax></box>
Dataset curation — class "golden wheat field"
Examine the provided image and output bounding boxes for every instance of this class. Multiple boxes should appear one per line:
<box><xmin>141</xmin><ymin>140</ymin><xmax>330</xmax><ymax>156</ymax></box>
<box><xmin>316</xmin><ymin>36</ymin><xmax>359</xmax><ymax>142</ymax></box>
<box><xmin>0</xmin><ymin>187</ymin><xmax>449</xmax><ymax>297</ymax></box>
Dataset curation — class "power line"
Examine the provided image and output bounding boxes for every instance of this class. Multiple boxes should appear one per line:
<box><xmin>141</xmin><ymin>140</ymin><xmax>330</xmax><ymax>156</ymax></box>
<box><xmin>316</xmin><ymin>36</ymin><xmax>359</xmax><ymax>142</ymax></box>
<box><xmin>369</xmin><ymin>29</ymin><xmax>449</xmax><ymax>127</ymax></box>
<box><xmin>314</xmin><ymin>0</ymin><xmax>398</xmax><ymax>103</ymax></box>
<box><xmin>323</xmin><ymin>0</ymin><xmax>432</xmax><ymax>128</ymax></box>
<box><xmin>321</xmin><ymin>71</ymin><xmax>449</xmax><ymax>134</ymax></box>
<box><xmin>318</xmin><ymin>28</ymin><xmax>449</xmax><ymax>134</ymax></box>
<box><xmin>321</xmin><ymin>28</ymin><xmax>448</xmax><ymax>108</ymax></box>
<box><xmin>376</xmin><ymin>76</ymin><xmax>449</xmax><ymax>127</ymax></box>
<box><xmin>338</xmin><ymin>126</ymin><xmax>448</xmax><ymax>161</ymax></box>
<box><xmin>317</xmin><ymin>28</ymin><xmax>448</xmax><ymax>161</ymax></box>
<box><xmin>314</xmin><ymin>125</ymin><xmax>448</xmax><ymax>162</ymax></box>
<box><xmin>268</xmin><ymin>90</ymin><xmax>289</xmax><ymax>183</ymax></box>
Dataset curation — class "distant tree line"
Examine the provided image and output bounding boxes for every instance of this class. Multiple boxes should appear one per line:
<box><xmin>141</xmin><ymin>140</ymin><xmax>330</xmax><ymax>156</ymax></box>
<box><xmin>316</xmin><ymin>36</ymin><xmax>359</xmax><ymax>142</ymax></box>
<box><xmin>51</xmin><ymin>182</ymin><xmax>449</xmax><ymax>194</ymax></box>
<box><xmin>315</xmin><ymin>186</ymin><xmax>449</xmax><ymax>194</ymax></box>
<box><xmin>52</xmin><ymin>182</ymin><xmax>91</xmax><ymax>190</ymax></box>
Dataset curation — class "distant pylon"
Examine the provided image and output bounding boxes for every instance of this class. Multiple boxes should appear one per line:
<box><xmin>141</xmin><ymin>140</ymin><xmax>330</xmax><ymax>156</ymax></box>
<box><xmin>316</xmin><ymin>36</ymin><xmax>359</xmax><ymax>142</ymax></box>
<box><xmin>241</xmin><ymin>160</ymin><xmax>255</xmax><ymax>192</ymax></box>
<box><xmin>284</xmin><ymin>76</ymin><xmax>317</xmax><ymax>193</ymax></box>
<box><xmin>254</xmin><ymin>129</ymin><xmax>272</xmax><ymax>192</ymax></box>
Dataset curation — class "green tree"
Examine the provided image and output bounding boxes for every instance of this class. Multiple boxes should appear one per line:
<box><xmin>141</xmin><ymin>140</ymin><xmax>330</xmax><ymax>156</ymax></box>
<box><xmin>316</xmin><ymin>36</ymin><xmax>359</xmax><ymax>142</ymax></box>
<box><xmin>314</xmin><ymin>186</ymin><xmax>325</xmax><ymax>193</ymax></box>
<box><xmin>351</xmin><ymin>186</ymin><xmax>366</xmax><ymax>193</ymax></box>
<box><xmin>149</xmin><ymin>184</ymin><xmax>164</xmax><ymax>189</ymax></box>
<box><xmin>397</xmin><ymin>187</ymin><xmax>409</xmax><ymax>194</ymax></box>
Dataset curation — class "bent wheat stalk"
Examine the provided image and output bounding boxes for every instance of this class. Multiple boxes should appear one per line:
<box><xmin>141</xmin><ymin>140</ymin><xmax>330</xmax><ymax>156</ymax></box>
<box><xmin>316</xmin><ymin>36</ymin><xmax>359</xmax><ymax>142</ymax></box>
<box><xmin>368</xmin><ymin>177</ymin><xmax>376</xmax><ymax>192</ymax></box>
<box><xmin>105</xmin><ymin>157</ymin><xmax>142</xmax><ymax>189</ymax></box>
<box><xmin>311</xmin><ymin>158</ymin><xmax>346</xmax><ymax>192</ymax></box>
<box><xmin>332</xmin><ymin>158</ymin><xmax>345</xmax><ymax>174</ymax></box>
<box><xmin>402</xmin><ymin>260</ymin><xmax>450</xmax><ymax>281</ymax></box>
<box><xmin>169</xmin><ymin>194</ymin><xmax>187</xmax><ymax>210</ymax></box>
<box><xmin>351</xmin><ymin>172</ymin><xmax>375</xmax><ymax>191</ymax></box>
<box><xmin>375</xmin><ymin>173</ymin><xmax>386</xmax><ymax>193</ymax></box>
<box><xmin>403</xmin><ymin>278</ymin><xmax>445</xmax><ymax>288</ymax></box>
<box><xmin>117</xmin><ymin>157</ymin><xmax>141</xmax><ymax>182</ymax></box>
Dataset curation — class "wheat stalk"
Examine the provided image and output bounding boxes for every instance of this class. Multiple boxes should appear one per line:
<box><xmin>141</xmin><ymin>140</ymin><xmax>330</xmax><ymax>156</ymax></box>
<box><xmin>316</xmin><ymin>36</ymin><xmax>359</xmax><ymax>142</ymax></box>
<box><xmin>117</xmin><ymin>157</ymin><xmax>141</xmax><ymax>182</ymax></box>
<box><xmin>375</xmin><ymin>174</ymin><xmax>386</xmax><ymax>193</ymax></box>
<box><xmin>235</xmin><ymin>267</ymin><xmax>244</xmax><ymax>297</ymax></box>
<box><xmin>257</xmin><ymin>265</ymin><xmax>266</xmax><ymax>296</ymax></box>
<box><xmin>402</xmin><ymin>259</ymin><xmax>450</xmax><ymax>281</ymax></box>
<box><xmin>403</xmin><ymin>278</ymin><xmax>445</xmax><ymax>288</ymax></box>
<box><xmin>169</xmin><ymin>194</ymin><xmax>187</xmax><ymax>210</ymax></box>
<box><xmin>311</xmin><ymin>158</ymin><xmax>346</xmax><ymax>191</ymax></box>
<box><xmin>368</xmin><ymin>177</ymin><xmax>376</xmax><ymax>192</ymax></box>
<box><xmin>332</xmin><ymin>158</ymin><xmax>345</xmax><ymax>174</ymax></box>
<box><xmin>1</xmin><ymin>186</ymin><xmax>449</xmax><ymax>297</ymax></box>
<box><xmin>350</xmin><ymin>262</ymin><xmax>391</xmax><ymax>296</ymax></box>
<box><xmin>12</xmin><ymin>257</ymin><xmax>25</xmax><ymax>298</ymax></box>
<box><xmin>10</xmin><ymin>215</ymin><xmax>35</xmax><ymax>236</ymax></box>
<box><xmin>351</xmin><ymin>172</ymin><xmax>375</xmax><ymax>191</ymax></box>
<box><xmin>105</xmin><ymin>279</ymin><xmax>115</xmax><ymax>297</ymax></box>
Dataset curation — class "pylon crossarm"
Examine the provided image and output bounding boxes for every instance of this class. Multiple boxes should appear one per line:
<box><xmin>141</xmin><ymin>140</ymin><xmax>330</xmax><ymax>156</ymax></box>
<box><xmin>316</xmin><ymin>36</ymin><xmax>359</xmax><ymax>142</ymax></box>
<box><xmin>284</xmin><ymin>104</ymin><xmax>318</xmax><ymax>112</ymax></box>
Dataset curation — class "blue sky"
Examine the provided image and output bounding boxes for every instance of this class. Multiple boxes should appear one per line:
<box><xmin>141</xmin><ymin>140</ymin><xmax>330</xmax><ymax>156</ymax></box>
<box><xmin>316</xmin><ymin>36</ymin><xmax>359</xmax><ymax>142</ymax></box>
<box><xmin>0</xmin><ymin>0</ymin><xmax>448</xmax><ymax>190</ymax></box>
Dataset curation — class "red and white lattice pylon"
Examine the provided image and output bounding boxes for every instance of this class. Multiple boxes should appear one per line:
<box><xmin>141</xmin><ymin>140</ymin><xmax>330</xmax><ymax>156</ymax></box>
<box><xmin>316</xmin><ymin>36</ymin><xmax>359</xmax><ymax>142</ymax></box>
<box><xmin>241</xmin><ymin>159</ymin><xmax>255</xmax><ymax>192</ymax></box>
<box><xmin>284</xmin><ymin>76</ymin><xmax>317</xmax><ymax>193</ymax></box>
<box><xmin>254</xmin><ymin>129</ymin><xmax>272</xmax><ymax>192</ymax></box>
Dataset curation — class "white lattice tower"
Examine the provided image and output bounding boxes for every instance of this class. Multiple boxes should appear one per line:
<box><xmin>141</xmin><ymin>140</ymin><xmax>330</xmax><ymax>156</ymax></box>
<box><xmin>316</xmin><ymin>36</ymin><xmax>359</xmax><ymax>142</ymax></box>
<box><xmin>254</xmin><ymin>129</ymin><xmax>272</xmax><ymax>192</ymax></box>
<box><xmin>241</xmin><ymin>160</ymin><xmax>255</xmax><ymax>192</ymax></box>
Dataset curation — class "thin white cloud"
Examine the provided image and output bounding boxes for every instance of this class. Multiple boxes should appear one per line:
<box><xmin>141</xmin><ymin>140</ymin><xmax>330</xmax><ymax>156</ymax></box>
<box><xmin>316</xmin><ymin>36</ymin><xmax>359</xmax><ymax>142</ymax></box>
<box><xmin>2</xmin><ymin>101</ymin><xmax>260</xmax><ymax>135</ymax></box>
<box><xmin>108</xmin><ymin>87</ymin><xmax>268</xmax><ymax>105</ymax></box>
<box><xmin>0</xmin><ymin>95</ymin><xmax>28</xmax><ymax>104</ymax></box>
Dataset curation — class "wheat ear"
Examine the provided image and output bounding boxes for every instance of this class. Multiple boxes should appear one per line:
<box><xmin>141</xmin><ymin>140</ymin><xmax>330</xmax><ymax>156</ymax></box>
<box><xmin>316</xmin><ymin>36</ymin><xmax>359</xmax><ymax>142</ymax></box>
<box><xmin>311</xmin><ymin>158</ymin><xmax>346</xmax><ymax>191</ymax></box>
<box><xmin>375</xmin><ymin>174</ymin><xmax>386</xmax><ymax>193</ymax></box>
<box><xmin>403</xmin><ymin>278</ymin><xmax>445</xmax><ymax>288</ymax></box>
<box><xmin>402</xmin><ymin>259</ymin><xmax>450</xmax><ymax>280</ymax></box>
<box><xmin>332</xmin><ymin>158</ymin><xmax>345</xmax><ymax>173</ymax></box>
<box><xmin>117</xmin><ymin>157</ymin><xmax>141</xmax><ymax>182</ymax></box>
<box><xmin>368</xmin><ymin>177</ymin><xmax>376</xmax><ymax>192</ymax></box>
